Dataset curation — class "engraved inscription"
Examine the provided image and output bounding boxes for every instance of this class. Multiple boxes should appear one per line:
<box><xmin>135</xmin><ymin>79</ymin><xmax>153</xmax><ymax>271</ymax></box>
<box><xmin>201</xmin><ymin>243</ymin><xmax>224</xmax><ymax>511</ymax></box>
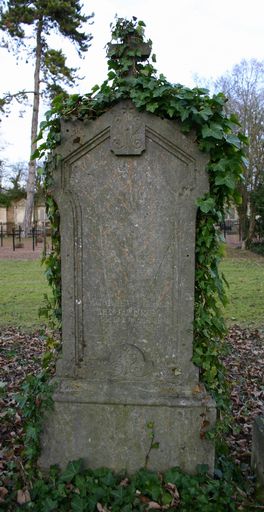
<box><xmin>110</xmin><ymin>104</ymin><xmax>145</xmax><ymax>155</ymax></box>
<box><xmin>90</xmin><ymin>303</ymin><xmax>159</xmax><ymax>318</ymax></box>
<box><xmin>110</xmin><ymin>344</ymin><xmax>150</xmax><ymax>378</ymax></box>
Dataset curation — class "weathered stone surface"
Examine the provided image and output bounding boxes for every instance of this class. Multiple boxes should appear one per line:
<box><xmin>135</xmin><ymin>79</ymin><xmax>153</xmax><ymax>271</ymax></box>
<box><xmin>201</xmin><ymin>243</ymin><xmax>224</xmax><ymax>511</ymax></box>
<box><xmin>252</xmin><ymin>416</ymin><xmax>264</xmax><ymax>488</ymax></box>
<box><xmin>39</xmin><ymin>400</ymin><xmax>216</xmax><ymax>474</ymax></box>
<box><xmin>40</xmin><ymin>100</ymin><xmax>216</xmax><ymax>473</ymax></box>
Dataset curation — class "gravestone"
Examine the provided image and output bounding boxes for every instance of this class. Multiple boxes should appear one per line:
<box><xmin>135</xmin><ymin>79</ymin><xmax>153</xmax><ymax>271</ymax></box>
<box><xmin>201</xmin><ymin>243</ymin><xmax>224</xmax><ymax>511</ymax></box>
<box><xmin>252</xmin><ymin>417</ymin><xmax>264</xmax><ymax>491</ymax></box>
<box><xmin>39</xmin><ymin>37</ymin><xmax>216</xmax><ymax>473</ymax></box>
<box><xmin>39</xmin><ymin>100</ymin><xmax>216</xmax><ymax>473</ymax></box>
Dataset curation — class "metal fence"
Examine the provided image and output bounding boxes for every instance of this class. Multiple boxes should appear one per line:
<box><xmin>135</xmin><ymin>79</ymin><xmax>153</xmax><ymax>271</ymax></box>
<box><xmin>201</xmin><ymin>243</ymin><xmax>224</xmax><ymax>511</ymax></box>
<box><xmin>219</xmin><ymin>220</ymin><xmax>240</xmax><ymax>237</ymax></box>
<box><xmin>0</xmin><ymin>222</ymin><xmax>51</xmax><ymax>254</ymax></box>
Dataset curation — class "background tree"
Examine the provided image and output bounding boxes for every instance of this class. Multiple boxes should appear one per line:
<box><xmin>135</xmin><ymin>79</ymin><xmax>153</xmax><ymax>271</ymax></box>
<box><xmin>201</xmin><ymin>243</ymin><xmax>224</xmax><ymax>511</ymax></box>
<box><xmin>251</xmin><ymin>181</ymin><xmax>264</xmax><ymax>245</ymax></box>
<box><xmin>0</xmin><ymin>160</ymin><xmax>27</xmax><ymax>207</ymax></box>
<box><xmin>0</xmin><ymin>0</ymin><xmax>94</xmax><ymax>235</ymax></box>
<box><xmin>214</xmin><ymin>59</ymin><xmax>264</xmax><ymax>245</ymax></box>
<box><xmin>0</xmin><ymin>159</ymin><xmax>4</xmax><ymax>191</ymax></box>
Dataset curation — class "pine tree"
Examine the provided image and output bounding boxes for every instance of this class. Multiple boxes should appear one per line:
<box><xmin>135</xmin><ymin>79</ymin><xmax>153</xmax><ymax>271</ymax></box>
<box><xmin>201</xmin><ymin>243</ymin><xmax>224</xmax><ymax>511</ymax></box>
<box><xmin>0</xmin><ymin>0</ymin><xmax>94</xmax><ymax>235</ymax></box>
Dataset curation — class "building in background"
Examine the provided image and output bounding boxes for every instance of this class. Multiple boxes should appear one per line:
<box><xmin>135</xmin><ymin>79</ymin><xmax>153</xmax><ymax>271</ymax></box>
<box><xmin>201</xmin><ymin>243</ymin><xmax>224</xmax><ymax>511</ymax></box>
<box><xmin>0</xmin><ymin>198</ymin><xmax>46</xmax><ymax>234</ymax></box>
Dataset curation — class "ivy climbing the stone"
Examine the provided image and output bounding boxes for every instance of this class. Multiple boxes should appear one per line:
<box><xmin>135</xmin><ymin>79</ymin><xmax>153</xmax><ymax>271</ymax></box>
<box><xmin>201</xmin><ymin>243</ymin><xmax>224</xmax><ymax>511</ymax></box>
<box><xmin>37</xmin><ymin>17</ymin><xmax>246</xmax><ymax>434</ymax></box>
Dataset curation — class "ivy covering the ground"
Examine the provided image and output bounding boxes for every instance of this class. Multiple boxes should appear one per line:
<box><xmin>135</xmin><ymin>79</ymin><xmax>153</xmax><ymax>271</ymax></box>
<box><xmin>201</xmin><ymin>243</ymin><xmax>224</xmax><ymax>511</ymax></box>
<box><xmin>3</xmin><ymin>458</ymin><xmax>244</xmax><ymax>511</ymax></box>
<box><xmin>37</xmin><ymin>17</ymin><xmax>246</xmax><ymax>425</ymax></box>
<box><xmin>2</xmin><ymin>326</ymin><xmax>261</xmax><ymax>510</ymax></box>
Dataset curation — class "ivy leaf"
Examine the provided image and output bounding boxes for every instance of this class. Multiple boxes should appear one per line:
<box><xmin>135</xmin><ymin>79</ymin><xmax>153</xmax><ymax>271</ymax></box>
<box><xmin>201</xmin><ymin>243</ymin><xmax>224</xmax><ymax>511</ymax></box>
<box><xmin>238</xmin><ymin>132</ymin><xmax>248</xmax><ymax>144</ymax></box>
<box><xmin>31</xmin><ymin>149</ymin><xmax>40</xmax><ymax>160</ymax></box>
<box><xmin>233</xmin><ymin>189</ymin><xmax>242</xmax><ymax>204</ymax></box>
<box><xmin>212</xmin><ymin>92</ymin><xmax>226</xmax><ymax>105</ymax></box>
<box><xmin>224</xmin><ymin>134</ymin><xmax>241</xmax><ymax>148</ymax></box>
<box><xmin>44</xmin><ymin>109</ymin><xmax>53</xmax><ymax>121</ymax></box>
<box><xmin>209</xmin><ymin>159</ymin><xmax>227</xmax><ymax>173</ymax></box>
<box><xmin>196</xmin><ymin>197</ymin><xmax>216</xmax><ymax>213</ymax></box>
<box><xmin>202</xmin><ymin>123</ymin><xmax>223</xmax><ymax>140</ymax></box>
<box><xmin>146</xmin><ymin>102</ymin><xmax>159</xmax><ymax>113</ymax></box>
<box><xmin>60</xmin><ymin>460</ymin><xmax>83</xmax><ymax>483</ymax></box>
<box><xmin>167</xmin><ymin>107</ymin><xmax>175</xmax><ymax>118</ymax></box>
<box><xmin>224</xmin><ymin>118</ymin><xmax>240</xmax><ymax>131</ymax></box>
<box><xmin>91</xmin><ymin>84</ymin><xmax>100</xmax><ymax>93</ymax></box>
<box><xmin>152</xmin><ymin>85</ymin><xmax>169</xmax><ymax>97</ymax></box>
<box><xmin>180</xmin><ymin>109</ymin><xmax>190</xmax><ymax>122</ymax></box>
<box><xmin>107</xmin><ymin>71</ymin><xmax>116</xmax><ymax>80</ymax></box>
<box><xmin>241</xmin><ymin>156</ymin><xmax>249</xmax><ymax>167</ymax></box>
<box><xmin>198</xmin><ymin>106</ymin><xmax>213</xmax><ymax>121</ymax></box>
<box><xmin>71</xmin><ymin>495</ymin><xmax>86</xmax><ymax>512</ymax></box>
<box><xmin>75</xmin><ymin>475</ymin><xmax>88</xmax><ymax>496</ymax></box>
<box><xmin>25</xmin><ymin>424</ymin><xmax>39</xmax><ymax>441</ymax></box>
<box><xmin>215</xmin><ymin>174</ymin><xmax>236</xmax><ymax>190</ymax></box>
<box><xmin>42</xmin><ymin>497</ymin><xmax>58</xmax><ymax>511</ymax></box>
<box><xmin>39</xmin><ymin>120</ymin><xmax>48</xmax><ymax>130</ymax></box>
<box><xmin>34</xmin><ymin>130</ymin><xmax>44</xmax><ymax>142</ymax></box>
<box><xmin>197</xmin><ymin>464</ymin><xmax>209</xmax><ymax>475</ymax></box>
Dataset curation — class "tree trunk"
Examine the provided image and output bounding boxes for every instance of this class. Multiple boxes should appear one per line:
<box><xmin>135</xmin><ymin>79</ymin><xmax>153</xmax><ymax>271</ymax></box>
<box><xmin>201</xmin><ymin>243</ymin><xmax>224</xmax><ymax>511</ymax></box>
<box><xmin>246</xmin><ymin>203</ymin><xmax>256</xmax><ymax>247</ymax></box>
<box><xmin>23</xmin><ymin>21</ymin><xmax>42</xmax><ymax>237</ymax></box>
<box><xmin>237</xmin><ymin>185</ymin><xmax>249</xmax><ymax>244</ymax></box>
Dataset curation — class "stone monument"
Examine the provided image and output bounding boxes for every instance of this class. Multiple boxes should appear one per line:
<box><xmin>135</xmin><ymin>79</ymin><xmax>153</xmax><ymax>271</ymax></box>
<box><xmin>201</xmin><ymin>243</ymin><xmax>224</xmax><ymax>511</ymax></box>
<box><xmin>40</xmin><ymin>38</ymin><xmax>216</xmax><ymax>474</ymax></box>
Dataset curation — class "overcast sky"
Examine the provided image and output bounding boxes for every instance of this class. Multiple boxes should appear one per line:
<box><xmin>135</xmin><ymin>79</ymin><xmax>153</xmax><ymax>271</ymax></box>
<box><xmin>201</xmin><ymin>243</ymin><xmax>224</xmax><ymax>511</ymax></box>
<box><xmin>0</xmin><ymin>0</ymin><xmax>263</xmax><ymax>164</ymax></box>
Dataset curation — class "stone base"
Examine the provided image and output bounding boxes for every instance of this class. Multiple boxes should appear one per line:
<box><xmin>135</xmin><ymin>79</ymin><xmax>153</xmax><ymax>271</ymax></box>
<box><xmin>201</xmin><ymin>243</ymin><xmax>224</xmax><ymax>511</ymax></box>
<box><xmin>39</xmin><ymin>387</ymin><xmax>216</xmax><ymax>474</ymax></box>
<box><xmin>252</xmin><ymin>417</ymin><xmax>264</xmax><ymax>489</ymax></box>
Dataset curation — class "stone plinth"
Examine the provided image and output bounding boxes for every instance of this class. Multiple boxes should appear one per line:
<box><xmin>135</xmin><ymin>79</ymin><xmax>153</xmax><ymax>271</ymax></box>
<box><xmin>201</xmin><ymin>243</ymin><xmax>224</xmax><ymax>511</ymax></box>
<box><xmin>39</xmin><ymin>100</ymin><xmax>216</xmax><ymax>473</ymax></box>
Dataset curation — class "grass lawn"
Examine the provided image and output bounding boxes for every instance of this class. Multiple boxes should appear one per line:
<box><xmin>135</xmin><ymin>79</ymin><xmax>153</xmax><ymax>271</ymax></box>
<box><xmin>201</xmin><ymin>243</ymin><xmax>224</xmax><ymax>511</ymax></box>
<box><xmin>221</xmin><ymin>246</ymin><xmax>264</xmax><ymax>328</ymax></box>
<box><xmin>0</xmin><ymin>259</ymin><xmax>50</xmax><ymax>331</ymax></box>
<box><xmin>0</xmin><ymin>246</ymin><xmax>263</xmax><ymax>331</ymax></box>
<box><xmin>0</xmin><ymin>250</ymin><xmax>263</xmax><ymax>510</ymax></box>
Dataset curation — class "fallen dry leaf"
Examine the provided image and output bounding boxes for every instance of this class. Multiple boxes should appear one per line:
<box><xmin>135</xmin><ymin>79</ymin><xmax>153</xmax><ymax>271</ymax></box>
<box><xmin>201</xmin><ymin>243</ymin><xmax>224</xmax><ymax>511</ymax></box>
<box><xmin>17</xmin><ymin>489</ymin><xmax>31</xmax><ymax>505</ymax></box>
<box><xmin>0</xmin><ymin>486</ymin><xmax>8</xmax><ymax>503</ymax></box>
<box><xmin>147</xmin><ymin>501</ymin><xmax>162</xmax><ymax>509</ymax></box>
<box><xmin>119</xmin><ymin>477</ymin><xmax>129</xmax><ymax>487</ymax></box>
<box><xmin>97</xmin><ymin>503</ymin><xmax>110</xmax><ymax>512</ymax></box>
<box><xmin>165</xmin><ymin>482</ymin><xmax>180</xmax><ymax>507</ymax></box>
<box><xmin>192</xmin><ymin>383</ymin><xmax>205</xmax><ymax>394</ymax></box>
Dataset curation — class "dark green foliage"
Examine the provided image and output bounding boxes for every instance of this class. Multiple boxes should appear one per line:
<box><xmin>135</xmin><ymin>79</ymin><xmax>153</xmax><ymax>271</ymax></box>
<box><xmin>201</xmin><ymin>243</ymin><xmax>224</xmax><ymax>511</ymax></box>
<box><xmin>0</xmin><ymin>0</ymin><xmax>94</xmax><ymax>236</ymax></box>
<box><xmin>0</xmin><ymin>190</ymin><xmax>14</xmax><ymax>207</ymax></box>
<box><xmin>2</xmin><ymin>357</ymin><xmax>255</xmax><ymax>510</ymax></box>
<box><xmin>0</xmin><ymin>164</ymin><xmax>26</xmax><ymax>206</ymax></box>
<box><xmin>251</xmin><ymin>182</ymin><xmax>264</xmax><ymax>239</ymax></box>
<box><xmin>37</xmin><ymin>18</ymin><xmax>246</xmax><ymax>422</ymax></box>
<box><xmin>15</xmin><ymin>372</ymin><xmax>55</xmax><ymax>466</ymax></box>
<box><xmin>249</xmin><ymin>242</ymin><xmax>264</xmax><ymax>255</ymax></box>
<box><xmin>39</xmin><ymin>193</ymin><xmax>61</xmax><ymax>329</ymax></box>
<box><xmin>0</xmin><ymin>0</ymin><xmax>93</xmax><ymax>51</ymax></box>
<box><xmin>0</xmin><ymin>1</ymin><xmax>94</xmax><ymax>108</ymax></box>
<box><xmin>2</xmin><ymin>458</ymin><xmax>251</xmax><ymax>511</ymax></box>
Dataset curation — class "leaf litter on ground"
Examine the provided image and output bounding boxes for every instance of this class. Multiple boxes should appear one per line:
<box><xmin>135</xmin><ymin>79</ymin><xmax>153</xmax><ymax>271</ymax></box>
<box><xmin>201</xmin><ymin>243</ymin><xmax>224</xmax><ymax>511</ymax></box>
<box><xmin>223</xmin><ymin>325</ymin><xmax>264</xmax><ymax>465</ymax></box>
<box><xmin>0</xmin><ymin>325</ymin><xmax>263</xmax><ymax>509</ymax></box>
<box><xmin>0</xmin><ymin>328</ymin><xmax>46</xmax><ymax>506</ymax></box>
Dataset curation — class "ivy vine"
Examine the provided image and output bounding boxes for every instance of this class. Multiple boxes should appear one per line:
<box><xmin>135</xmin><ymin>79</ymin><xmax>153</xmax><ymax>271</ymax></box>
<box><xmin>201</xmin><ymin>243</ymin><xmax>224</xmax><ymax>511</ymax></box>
<box><xmin>37</xmin><ymin>17</ymin><xmax>246</xmax><ymax>427</ymax></box>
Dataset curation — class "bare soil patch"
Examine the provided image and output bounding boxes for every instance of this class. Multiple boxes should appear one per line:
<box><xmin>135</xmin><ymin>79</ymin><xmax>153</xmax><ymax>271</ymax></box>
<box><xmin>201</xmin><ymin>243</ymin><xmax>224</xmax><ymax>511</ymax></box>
<box><xmin>0</xmin><ymin>238</ymin><xmax>51</xmax><ymax>260</ymax></box>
